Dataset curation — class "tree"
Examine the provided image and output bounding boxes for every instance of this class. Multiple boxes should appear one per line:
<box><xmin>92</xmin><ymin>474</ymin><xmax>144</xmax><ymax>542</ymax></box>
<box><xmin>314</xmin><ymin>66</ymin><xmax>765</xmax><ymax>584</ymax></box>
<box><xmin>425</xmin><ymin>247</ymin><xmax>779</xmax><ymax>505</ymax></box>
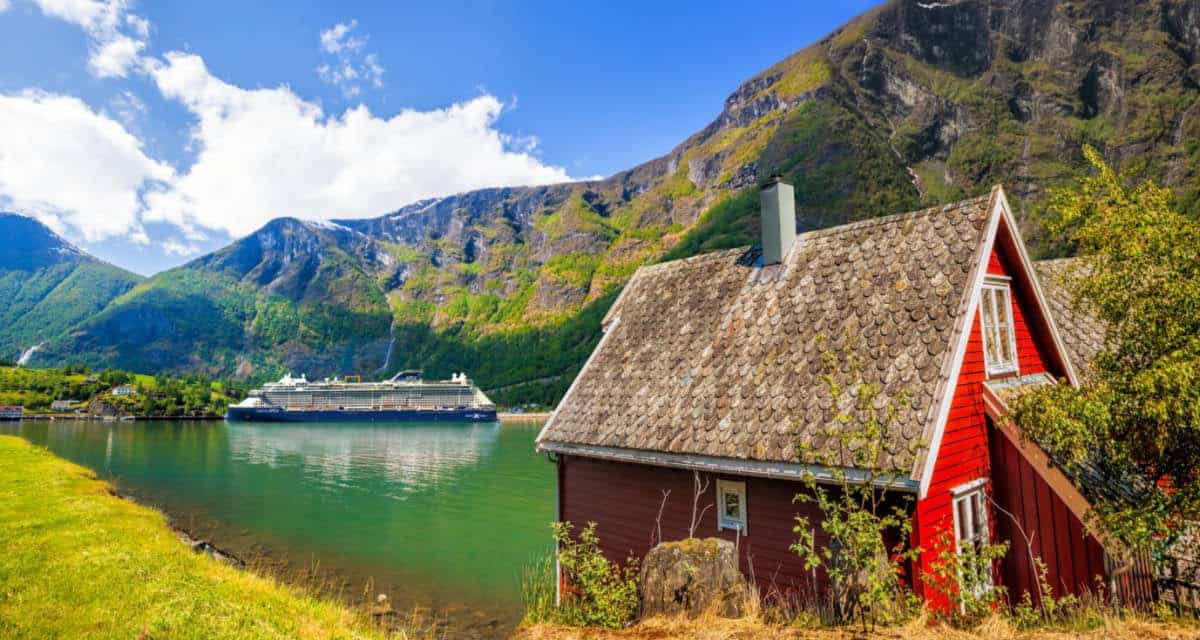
<box><xmin>1013</xmin><ymin>146</ymin><xmax>1200</xmax><ymax>555</ymax></box>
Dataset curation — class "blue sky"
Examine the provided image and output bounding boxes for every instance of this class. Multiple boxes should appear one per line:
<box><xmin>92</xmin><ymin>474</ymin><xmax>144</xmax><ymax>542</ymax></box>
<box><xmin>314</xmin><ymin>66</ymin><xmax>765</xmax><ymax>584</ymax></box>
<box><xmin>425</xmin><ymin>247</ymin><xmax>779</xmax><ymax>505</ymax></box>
<box><xmin>0</xmin><ymin>0</ymin><xmax>879</xmax><ymax>275</ymax></box>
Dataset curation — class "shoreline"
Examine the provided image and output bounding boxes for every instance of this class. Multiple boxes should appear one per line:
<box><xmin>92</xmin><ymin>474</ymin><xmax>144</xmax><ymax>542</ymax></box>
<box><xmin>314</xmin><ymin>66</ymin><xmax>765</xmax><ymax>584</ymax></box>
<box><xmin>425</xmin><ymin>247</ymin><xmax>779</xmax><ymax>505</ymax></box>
<box><xmin>14</xmin><ymin>413</ymin><xmax>224</xmax><ymax>421</ymax></box>
<box><xmin>13</xmin><ymin>412</ymin><xmax>545</xmax><ymax>422</ymax></box>
<box><xmin>0</xmin><ymin>434</ymin><xmax>415</xmax><ymax>639</ymax></box>
<box><xmin>498</xmin><ymin>412</ymin><xmax>551</xmax><ymax>423</ymax></box>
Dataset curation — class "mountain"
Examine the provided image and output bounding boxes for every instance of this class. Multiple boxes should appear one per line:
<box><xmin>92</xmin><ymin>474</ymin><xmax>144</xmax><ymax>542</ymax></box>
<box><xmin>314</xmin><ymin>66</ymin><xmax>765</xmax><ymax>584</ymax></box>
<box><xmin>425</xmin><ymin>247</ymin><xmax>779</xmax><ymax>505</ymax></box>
<box><xmin>33</xmin><ymin>0</ymin><xmax>1200</xmax><ymax>404</ymax></box>
<box><xmin>40</xmin><ymin>218</ymin><xmax>394</xmax><ymax>377</ymax></box>
<box><xmin>0</xmin><ymin>214</ymin><xmax>142</xmax><ymax>363</ymax></box>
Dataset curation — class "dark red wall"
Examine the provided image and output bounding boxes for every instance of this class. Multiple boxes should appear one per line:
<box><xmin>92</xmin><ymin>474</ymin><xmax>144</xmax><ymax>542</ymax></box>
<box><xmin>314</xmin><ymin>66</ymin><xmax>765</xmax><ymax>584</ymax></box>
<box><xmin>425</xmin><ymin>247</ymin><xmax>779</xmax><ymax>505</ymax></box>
<box><xmin>559</xmin><ymin>454</ymin><xmax>842</xmax><ymax>604</ymax></box>
<box><xmin>988</xmin><ymin>425</ymin><xmax>1108</xmax><ymax>604</ymax></box>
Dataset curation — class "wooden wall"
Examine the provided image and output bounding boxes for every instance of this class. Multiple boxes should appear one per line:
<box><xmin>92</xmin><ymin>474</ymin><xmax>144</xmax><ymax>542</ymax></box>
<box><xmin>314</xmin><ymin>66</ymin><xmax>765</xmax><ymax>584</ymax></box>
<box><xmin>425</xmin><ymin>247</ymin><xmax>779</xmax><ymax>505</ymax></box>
<box><xmin>560</xmin><ymin>454</ymin><xmax>836</xmax><ymax>605</ymax></box>
<box><xmin>913</xmin><ymin>238</ymin><xmax>1065</xmax><ymax>605</ymax></box>
<box><xmin>989</xmin><ymin>425</ymin><xmax>1109</xmax><ymax>604</ymax></box>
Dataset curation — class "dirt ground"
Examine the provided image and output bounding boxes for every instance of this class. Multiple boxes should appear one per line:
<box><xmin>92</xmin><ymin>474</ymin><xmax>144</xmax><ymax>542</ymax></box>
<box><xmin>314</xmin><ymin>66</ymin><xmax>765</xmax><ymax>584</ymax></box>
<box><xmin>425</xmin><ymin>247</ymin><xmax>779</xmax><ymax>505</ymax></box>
<box><xmin>513</xmin><ymin>613</ymin><xmax>1200</xmax><ymax>640</ymax></box>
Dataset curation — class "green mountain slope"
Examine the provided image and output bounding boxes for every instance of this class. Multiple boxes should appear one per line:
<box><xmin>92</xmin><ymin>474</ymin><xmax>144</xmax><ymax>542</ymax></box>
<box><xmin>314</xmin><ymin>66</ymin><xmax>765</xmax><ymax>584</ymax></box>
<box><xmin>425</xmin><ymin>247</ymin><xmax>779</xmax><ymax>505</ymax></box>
<box><xmin>0</xmin><ymin>214</ymin><xmax>142</xmax><ymax>362</ymax></box>
<box><xmin>40</xmin><ymin>218</ymin><xmax>393</xmax><ymax>377</ymax></box>
<box><xmin>39</xmin><ymin>0</ymin><xmax>1200</xmax><ymax>404</ymax></box>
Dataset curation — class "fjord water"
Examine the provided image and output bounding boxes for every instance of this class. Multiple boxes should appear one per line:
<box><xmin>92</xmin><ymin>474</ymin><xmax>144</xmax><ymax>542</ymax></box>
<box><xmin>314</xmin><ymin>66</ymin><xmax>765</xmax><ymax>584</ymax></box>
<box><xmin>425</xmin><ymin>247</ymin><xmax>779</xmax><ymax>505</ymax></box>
<box><xmin>0</xmin><ymin>419</ymin><xmax>554</xmax><ymax>633</ymax></box>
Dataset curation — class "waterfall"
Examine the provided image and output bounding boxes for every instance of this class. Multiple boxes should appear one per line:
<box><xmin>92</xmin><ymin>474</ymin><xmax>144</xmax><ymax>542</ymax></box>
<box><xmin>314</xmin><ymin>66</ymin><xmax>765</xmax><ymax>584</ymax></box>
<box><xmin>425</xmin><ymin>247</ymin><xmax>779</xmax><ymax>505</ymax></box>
<box><xmin>17</xmin><ymin>343</ymin><xmax>44</xmax><ymax>367</ymax></box>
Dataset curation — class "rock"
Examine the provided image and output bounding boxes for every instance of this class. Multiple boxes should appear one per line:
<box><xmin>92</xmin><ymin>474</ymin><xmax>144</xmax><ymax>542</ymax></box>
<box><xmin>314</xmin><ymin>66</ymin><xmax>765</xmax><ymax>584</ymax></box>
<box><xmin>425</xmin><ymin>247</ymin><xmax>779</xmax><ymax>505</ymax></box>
<box><xmin>370</xmin><ymin>594</ymin><xmax>397</xmax><ymax>619</ymax></box>
<box><xmin>640</xmin><ymin>537</ymin><xmax>746</xmax><ymax>618</ymax></box>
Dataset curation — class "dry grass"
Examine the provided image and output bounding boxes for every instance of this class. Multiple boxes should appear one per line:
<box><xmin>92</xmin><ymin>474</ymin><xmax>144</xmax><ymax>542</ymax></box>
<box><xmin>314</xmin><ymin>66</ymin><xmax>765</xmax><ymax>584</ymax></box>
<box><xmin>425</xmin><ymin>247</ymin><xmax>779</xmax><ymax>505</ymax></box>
<box><xmin>514</xmin><ymin>611</ymin><xmax>1200</xmax><ymax>640</ymax></box>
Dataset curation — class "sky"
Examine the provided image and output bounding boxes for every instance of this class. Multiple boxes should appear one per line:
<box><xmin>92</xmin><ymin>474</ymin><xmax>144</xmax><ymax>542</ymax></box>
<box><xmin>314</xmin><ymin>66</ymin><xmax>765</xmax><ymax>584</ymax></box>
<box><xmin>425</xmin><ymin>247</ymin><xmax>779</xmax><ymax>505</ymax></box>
<box><xmin>0</xmin><ymin>0</ymin><xmax>880</xmax><ymax>276</ymax></box>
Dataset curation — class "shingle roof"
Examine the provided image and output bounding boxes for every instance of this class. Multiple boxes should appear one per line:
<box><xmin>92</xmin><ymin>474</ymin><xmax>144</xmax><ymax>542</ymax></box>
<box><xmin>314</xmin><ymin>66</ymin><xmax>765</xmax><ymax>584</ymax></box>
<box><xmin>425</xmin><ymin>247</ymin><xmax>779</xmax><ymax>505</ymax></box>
<box><xmin>1033</xmin><ymin>258</ymin><xmax>1105</xmax><ymax>376</ymax></box>
<box><xmin>539</xmin><ymin>193</ymin><xmax>997</xmax><ymax>476</ymax></box>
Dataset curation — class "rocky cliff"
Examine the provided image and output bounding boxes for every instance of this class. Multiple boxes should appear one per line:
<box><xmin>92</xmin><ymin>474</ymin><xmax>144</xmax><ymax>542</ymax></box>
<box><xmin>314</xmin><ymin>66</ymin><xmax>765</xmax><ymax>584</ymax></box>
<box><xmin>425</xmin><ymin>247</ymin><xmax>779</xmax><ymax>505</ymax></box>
<box><xmin>35</xmin><ymin>0</ymin><xmax>1200</xmax><ymax>403</ymax></box>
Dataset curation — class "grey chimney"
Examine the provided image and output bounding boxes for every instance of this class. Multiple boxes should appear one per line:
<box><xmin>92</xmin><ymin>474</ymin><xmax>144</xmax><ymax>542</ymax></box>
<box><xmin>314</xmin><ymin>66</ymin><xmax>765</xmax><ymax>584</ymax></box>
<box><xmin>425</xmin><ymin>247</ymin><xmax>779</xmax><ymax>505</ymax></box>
<box><xmin>759</xmin><ymin>176</ymin><xmax>796</xmax><ymax>265</ymax></box>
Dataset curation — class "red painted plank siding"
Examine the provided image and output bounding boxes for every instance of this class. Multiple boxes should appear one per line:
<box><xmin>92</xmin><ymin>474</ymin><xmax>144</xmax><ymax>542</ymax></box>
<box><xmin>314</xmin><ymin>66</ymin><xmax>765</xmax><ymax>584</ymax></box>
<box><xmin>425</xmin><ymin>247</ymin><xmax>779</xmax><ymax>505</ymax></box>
<box><xmin>558</xmin><ymin>455</ymin><xmax>831</xmax><ymax>603</ymax></box>
<box><xmin>988</xmin><ymin>427</ymin><xmax>1107</xmax><ymax>605</ymax></box>
<box><xmin>913</xmin><ymin>307</ymin><xmax>991</xmax><ymax>604</ymax></box>
<box><xmin>914</xmin><ymin>242</ymin><xmax>1061</xmax><ymax>606</ymax></box>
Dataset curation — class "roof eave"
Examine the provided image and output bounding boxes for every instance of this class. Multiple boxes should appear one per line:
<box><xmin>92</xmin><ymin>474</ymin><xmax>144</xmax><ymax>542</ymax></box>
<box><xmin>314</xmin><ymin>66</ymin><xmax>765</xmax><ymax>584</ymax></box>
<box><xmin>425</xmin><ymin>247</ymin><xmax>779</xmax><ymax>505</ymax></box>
<box><xmin>539</xmin><ymin>440</ymin><xmax>920</xmax><ymax>491</ymax></box>
<box><xmin>912</xmin><ymin>186</ymin><xmax>1005</xmax><ymax>497</ymax></box>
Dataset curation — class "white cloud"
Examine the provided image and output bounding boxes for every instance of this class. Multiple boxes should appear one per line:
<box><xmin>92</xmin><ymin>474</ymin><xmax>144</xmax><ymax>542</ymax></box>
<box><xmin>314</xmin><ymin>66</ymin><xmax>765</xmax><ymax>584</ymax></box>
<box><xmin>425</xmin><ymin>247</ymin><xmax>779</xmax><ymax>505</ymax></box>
<box><xmin>316</xmin><ymin>19</ymin><xmax>383</xmax><ymax>98</ymax></box>
<box><xmin>161</xmin><ymin>238</ymin><xmax>200</xmax><ymax>257</ymax></box>
<box><xmin>2</xmin><ymin>9</ymin><xmax>574</xmax><ymax>254</ymax></box>
<box><xmin>319</xmin><ymin>19</ymin><xmax>366</xmax><ymax>55</ymax></box>
<box><xmin>0</xmin><ymin>0</ymin><xmax>11</xmax><ymax>13</ymax></box>
<box><xmin>143</xmin><ymin>52</ymin><xmax>573</xmax><ymax>238</ymax></box>
<box><xmin>0</xmin><ymin>90</ymin><xmax>172</xmax><ymax>241</ymax></box>
<box><xmin>33</xmin><ymin>0</ymin><xmax>148</xmax><ymax>77</ymax></box>
<box><xmin>107</xmin><ymin>89</ymin><xmax>146</xmax><ymax>130</ymax></box>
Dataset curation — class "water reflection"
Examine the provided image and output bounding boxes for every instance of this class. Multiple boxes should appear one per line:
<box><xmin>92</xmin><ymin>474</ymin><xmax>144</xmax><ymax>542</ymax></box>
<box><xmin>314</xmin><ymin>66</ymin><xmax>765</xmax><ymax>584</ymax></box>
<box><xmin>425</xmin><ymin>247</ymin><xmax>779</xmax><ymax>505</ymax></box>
<box><xmin>0</xmin><ymin>419</ymin><xmax>553</xmax><ymax>634</ymax></box>
<box><xmin>226</xmin><ymin>422</ymin><xmax>501</xmax><ymax>494</ymax></box>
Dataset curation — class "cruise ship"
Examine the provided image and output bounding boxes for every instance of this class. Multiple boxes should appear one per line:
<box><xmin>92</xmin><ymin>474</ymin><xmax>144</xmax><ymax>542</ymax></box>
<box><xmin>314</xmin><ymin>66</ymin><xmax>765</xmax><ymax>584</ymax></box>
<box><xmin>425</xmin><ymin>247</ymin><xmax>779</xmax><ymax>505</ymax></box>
<box><xmin>226</xmin><ymin>371</ymin><xmax>497</xmax><ymax>422</ymax></box>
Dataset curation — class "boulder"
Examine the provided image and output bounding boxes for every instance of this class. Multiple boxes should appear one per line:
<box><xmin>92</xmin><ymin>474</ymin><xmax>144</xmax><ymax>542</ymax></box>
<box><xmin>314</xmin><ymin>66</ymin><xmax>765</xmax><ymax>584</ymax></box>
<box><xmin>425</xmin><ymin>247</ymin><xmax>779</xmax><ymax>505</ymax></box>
<box><xmin>640</xmin><ymin>537</ymin><xmax>746</xmax><ymax>618</ymax></box>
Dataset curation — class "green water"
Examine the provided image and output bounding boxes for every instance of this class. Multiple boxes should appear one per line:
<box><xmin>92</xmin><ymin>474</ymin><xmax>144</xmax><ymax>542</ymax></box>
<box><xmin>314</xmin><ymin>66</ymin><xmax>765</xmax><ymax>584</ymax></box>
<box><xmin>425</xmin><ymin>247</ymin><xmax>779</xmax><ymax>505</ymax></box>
<box><xmin>0</xmin><ymin>419</ymin><xmax>554</xmax><ymax>634</ymax></box>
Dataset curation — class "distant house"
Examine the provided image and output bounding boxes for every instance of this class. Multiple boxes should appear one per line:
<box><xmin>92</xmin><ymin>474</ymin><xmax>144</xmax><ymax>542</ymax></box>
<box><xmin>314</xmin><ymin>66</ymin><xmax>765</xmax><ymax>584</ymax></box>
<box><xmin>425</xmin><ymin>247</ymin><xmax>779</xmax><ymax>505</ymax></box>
<box><xmin>538</xmin><ymin>182</ymin><xmax>1153</xmax><ymax>611</ymax></box>
<box><xmin>50</xmin><ymin>400</ymin><xmax>78</xmax><ymax>411</ymax></box>
<box><xmin>111</xmin><ymin>385</ymin><xmax>138</xmax><ymax>396</ymax></box>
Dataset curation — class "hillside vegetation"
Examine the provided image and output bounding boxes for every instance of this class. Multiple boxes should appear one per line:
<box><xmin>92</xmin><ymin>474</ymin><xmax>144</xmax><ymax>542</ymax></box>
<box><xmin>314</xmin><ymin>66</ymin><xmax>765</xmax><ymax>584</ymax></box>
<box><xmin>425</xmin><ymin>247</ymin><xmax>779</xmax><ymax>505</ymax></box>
<box><xmin>0</xmin><ymin>365</ymin><xmax>241</xmax><ymax>417</ymax></box>
<box><xmin>17</xmin><ymin>0</ymin><xmax>1200</xmax><ymax>405</ymax></box>
<box><xmin>0</xmin><ymin>214</ymin><xmax>142</xmax><ymax>361</ymax></box>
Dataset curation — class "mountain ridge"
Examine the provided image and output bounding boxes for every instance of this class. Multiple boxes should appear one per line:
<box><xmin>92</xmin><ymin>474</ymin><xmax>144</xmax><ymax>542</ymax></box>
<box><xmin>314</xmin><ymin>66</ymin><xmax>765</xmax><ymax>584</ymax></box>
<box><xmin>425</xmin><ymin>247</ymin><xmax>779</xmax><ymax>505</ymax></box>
<box><xmin>22</xmin><ymin>0</ymin><xmax>1200</xmax><ymax>405</ymax></box>
<box><xmin>0</xmin><ymin>213</ymin><xmax>143</xmax><ymax>362</ymax></box>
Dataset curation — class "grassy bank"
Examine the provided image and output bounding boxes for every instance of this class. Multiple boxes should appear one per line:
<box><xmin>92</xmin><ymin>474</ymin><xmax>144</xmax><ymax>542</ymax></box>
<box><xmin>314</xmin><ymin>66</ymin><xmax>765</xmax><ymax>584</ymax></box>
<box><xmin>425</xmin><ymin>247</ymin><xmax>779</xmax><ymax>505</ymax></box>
<box><xmin>516</xmin><ymin>612</ymin><xmax>1200</xmax><ymax>640</ymax></box>
<box><xmin>0</xmin><ymin>435</ymin><xmax>413</xmax><ymax>639</ymax></box>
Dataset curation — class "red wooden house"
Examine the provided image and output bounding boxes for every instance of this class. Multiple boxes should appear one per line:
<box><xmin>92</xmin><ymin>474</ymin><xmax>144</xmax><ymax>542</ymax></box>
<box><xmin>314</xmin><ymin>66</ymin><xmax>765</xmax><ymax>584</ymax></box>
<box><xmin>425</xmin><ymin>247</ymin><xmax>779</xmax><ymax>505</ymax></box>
<box><xmin>536</xmin><ymin>181</ymin><xmax>1153</xmax><ymax>609</ymax></box>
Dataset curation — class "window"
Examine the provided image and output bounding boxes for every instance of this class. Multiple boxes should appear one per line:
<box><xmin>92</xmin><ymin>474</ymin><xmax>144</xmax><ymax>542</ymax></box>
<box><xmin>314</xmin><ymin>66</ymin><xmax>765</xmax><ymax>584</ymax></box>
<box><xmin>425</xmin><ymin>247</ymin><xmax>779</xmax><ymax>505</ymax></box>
<box><xmin>952</xmin><ymin>480</ymin><xmax>992</xmax><ymax>597</ymax></box>
<box><xmin>980</xmin><ymin>279</ymin><xmax>1018</xmax><ymax>375</ymax></box>
<box><xmin>716</xmin><ymin>479</ymin><xmax>747</xmax><ymax>534</ymax></box>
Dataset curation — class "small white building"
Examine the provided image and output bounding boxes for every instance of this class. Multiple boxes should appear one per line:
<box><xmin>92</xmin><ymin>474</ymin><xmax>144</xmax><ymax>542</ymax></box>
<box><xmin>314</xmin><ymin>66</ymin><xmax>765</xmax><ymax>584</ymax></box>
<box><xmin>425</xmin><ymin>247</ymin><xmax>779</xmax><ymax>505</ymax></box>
<box><xmin>111</xmin><ymin>385</ymin><xmax>138</xmax><ymax>396</ymax></box>
<box><xmin>50</xmin><ymin>400</ymin><xmax>78</xmax><ymax>411</ymax></box>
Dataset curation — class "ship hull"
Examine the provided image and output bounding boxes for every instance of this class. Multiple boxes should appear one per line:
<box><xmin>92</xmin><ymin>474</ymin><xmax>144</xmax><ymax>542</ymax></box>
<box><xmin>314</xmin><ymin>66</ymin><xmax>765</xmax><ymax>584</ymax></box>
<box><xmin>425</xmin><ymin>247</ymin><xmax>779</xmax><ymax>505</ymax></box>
<box><xmin>225</xmin><ymin>406</ymin><xmax>497</xmax><ymax>423</ymax></box>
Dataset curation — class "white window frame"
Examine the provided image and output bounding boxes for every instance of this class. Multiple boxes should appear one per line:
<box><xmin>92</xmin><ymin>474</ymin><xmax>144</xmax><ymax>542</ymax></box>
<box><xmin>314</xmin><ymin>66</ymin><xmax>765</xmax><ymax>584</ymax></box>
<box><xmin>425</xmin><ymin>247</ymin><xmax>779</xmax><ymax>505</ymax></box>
<box><xmin>980</xmin><ymin>277</ymin><xmax>1019</xmax><ymax>376</ymax></box>
<box><xmin>951</xmin><ymin>479</ymin><xmax>993</xmax><ymax>598</ymax></box>
<box><xmin>716</xmin><ymin>479</ymin><xmax>748</xmax><ymax>534</ymax></box>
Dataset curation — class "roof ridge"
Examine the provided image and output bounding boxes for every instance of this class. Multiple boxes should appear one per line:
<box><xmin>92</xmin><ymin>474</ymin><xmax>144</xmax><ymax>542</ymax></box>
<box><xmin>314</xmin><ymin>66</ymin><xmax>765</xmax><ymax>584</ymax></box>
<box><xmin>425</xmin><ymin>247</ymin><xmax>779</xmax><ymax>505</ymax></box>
<box><xmin>799</xmin><ymin>194</ymin><xmax>991</xmax><ymax>241</ymax></box>
<box><xmin>638</xmin><ymin>193</ymin><xmax>992</xmax><ymax>277</ymax></box>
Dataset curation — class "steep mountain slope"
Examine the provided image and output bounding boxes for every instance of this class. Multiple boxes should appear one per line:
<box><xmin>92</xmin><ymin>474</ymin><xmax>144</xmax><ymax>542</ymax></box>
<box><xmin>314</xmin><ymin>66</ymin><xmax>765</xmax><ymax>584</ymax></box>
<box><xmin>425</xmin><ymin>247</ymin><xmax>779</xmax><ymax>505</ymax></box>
<box><xmin>41</xmin><ymin>218</ymin><xmax>394</xmax><ymax>377</ymax></box>
<box><xmin>0</xmin><ymin>214</ymin><xmax>142</xmax><ymax>362</ymax></box>
<box><xmin>39</xmin><ymin>0</ymin><xmax>1200</xmax><ymax>403</ymax></box>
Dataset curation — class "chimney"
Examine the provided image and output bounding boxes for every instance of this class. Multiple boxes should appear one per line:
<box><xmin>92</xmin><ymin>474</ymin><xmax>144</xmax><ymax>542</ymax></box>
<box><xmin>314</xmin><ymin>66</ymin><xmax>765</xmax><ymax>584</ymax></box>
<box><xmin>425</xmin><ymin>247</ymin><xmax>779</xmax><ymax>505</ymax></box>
<box><xmin>759</xmin><ymin>175</ymin><xmax>796</xmax><ymax>265</ymax></box>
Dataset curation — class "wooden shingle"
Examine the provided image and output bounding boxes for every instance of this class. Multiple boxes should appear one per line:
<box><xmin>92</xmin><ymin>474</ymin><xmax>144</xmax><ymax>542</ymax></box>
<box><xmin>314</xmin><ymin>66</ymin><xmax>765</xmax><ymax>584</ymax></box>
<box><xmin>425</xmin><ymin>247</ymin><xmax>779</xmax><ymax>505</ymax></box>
<box><xmin>540</xmin><ymin>194</ymin><xmax>995</xmax><ymax>474</ymax></box>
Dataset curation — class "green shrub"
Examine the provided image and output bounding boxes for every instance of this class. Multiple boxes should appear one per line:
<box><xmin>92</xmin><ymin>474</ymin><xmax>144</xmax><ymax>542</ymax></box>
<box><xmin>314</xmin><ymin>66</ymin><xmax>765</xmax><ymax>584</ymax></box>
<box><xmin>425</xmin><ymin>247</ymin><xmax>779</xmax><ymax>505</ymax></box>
<box><xmin>550</xmin><ymin>521</ymin><xmax>640</xmax><ymax>629</ymax></box>
<box><xmin>921</xmin><ymin>531</ymin><xmax>1008</xmax><ymax>627</ymax></box>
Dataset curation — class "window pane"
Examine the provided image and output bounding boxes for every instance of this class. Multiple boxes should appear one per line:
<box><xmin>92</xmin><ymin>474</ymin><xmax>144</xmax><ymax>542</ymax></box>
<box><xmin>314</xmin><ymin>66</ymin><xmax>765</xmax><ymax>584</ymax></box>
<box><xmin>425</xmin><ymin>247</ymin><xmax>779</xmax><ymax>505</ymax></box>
<box><xmin>955</xmin><ymin>497</ymin><xmax>969</xmax><ymax>544</ymax></box>
<box><xmin>973</xmin><ymin>492</ymin><xmax>987</xmax><ymax>539</ymax></box>
<box><xmin>981</xmin><ymin>289</ymin><xmax>996</xmax><ymax>327</ymax></box>
<box><xmin>998</xmin><ymin>289</ymin><xmax>1015</xmax><ymax>364</ymax></box>
<box><xmin>723</xmin><ymin>491</ymin><xmax>740</xmax><ymax>519</ymax></box>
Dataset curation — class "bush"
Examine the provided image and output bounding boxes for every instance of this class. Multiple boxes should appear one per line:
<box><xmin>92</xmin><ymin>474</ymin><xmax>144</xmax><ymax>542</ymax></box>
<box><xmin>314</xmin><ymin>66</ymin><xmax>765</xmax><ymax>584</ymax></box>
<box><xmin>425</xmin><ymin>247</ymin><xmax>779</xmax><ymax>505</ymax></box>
<box><xmin>549</xmin><ymin>521</ymin><xmax>640</xmax><ymax>629</ymax></box>
<box><xmin>921</xmin><ymin>531</ymin><xmax>1008</xmax><ymax>627</ymax></box>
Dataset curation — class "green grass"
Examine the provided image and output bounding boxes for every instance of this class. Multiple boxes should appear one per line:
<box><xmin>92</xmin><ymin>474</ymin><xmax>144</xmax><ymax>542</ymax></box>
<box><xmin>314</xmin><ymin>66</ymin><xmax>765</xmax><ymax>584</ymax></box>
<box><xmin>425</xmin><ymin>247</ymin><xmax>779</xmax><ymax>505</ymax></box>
<box><xmin>0</xmin><ymin>436</ymin><xmax>421</xmax><ymax>639</ymax></box>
